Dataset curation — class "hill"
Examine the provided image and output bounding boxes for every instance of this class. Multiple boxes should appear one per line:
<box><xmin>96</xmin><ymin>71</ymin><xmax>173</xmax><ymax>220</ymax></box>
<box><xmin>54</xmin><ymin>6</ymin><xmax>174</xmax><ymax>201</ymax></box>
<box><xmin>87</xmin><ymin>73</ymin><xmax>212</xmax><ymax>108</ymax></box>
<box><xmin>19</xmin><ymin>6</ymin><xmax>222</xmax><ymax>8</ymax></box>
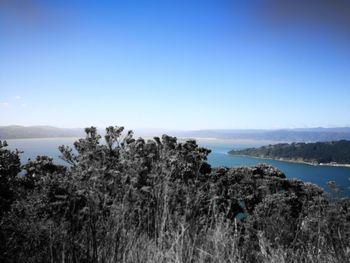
<box><xmin>0</xmin><ymin>125</ymin><xmax>84</xmax><ymax>139</ymax></box>
<box><xmin>174</xmin><ymin>127</ymin><xmax>350</xmax><ymax>142</ymax></box>
<box><xmin>3</xmin><ymin>125</ymin><xmax>350</xmax><ymax>142</ymax></box>
<box><xmin>229</xmin><ymin>140</ymin><xmax>350</xmax><ymax>165</ymax></box>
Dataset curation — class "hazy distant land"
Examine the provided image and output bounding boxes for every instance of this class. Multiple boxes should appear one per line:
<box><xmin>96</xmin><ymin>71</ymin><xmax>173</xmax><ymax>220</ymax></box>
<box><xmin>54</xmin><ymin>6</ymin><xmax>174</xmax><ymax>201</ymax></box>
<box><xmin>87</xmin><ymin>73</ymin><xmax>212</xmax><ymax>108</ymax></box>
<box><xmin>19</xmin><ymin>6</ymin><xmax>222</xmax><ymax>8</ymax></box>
<box><xmin>1</xmin><ymin>125</ymin><xmax>350</xmax><ymax>142</ymax></box>
<box><xmin>0</xmin><ymin>125</ymin><xmax>84</xmax><ymax>139</ymax></box>
<box><xmin>174</xmin><ymin>128</ymin><xmax>350</xmax><ymax>142</ymax></box>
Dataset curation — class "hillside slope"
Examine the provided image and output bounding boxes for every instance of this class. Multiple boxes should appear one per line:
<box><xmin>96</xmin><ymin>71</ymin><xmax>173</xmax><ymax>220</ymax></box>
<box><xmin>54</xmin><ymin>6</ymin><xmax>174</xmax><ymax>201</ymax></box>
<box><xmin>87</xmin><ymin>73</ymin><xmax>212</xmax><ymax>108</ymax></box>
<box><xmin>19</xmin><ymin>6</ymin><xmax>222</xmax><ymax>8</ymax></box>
<box><xmin>229</xmin><ymin>140</ymin><xmax>350</xmax><ymax>165</ymax></box>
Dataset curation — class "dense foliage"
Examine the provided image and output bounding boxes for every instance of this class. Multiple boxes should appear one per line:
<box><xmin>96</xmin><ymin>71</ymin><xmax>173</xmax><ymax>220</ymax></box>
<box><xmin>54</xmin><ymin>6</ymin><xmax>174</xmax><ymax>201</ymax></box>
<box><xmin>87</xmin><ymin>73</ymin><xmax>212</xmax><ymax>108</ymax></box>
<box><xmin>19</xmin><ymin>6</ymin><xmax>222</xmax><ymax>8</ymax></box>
<box><xmin>0</xmin><ymin>126</ymin><xmax>349</xmax><ymax>262</ymax></box>
<box><xmin>229</xmin><ymin>140</ymin><xmax>350</xmax><ymax>165</ymax></box>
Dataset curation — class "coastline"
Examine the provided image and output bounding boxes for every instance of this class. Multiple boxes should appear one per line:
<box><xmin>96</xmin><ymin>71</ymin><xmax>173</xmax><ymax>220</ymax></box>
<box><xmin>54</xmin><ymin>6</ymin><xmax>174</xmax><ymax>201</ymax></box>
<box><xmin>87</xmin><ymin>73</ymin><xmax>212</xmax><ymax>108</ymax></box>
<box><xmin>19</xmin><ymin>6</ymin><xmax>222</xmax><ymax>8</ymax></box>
<box><xmin>178</xmin><ymin>137</ymin><xmax>287</xmax><ymax>145</ymax></box>
<box><xmin>227</xmin><ymin>154</ymin><xmax>350</xmax><ymax>168</ymax></box>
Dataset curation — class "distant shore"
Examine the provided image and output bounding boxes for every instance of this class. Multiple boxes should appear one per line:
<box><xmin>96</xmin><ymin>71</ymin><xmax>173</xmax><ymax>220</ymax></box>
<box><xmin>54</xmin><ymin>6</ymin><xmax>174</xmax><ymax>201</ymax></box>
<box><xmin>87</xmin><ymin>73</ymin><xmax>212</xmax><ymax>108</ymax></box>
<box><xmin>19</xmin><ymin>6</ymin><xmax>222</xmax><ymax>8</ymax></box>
<box><xmin>4</xmin><ymin>137</ymin><xmax>80</xmax><ymax>141</ymax></box>
<box><xmin>228</xmin><ymin>154</ymin><xmax>350</xmax><ymax>168</ymax></box>
<box><xmin>178</xmin><ymin>137</ymin><xmax>286</xmax><ymax>145</ymax></box>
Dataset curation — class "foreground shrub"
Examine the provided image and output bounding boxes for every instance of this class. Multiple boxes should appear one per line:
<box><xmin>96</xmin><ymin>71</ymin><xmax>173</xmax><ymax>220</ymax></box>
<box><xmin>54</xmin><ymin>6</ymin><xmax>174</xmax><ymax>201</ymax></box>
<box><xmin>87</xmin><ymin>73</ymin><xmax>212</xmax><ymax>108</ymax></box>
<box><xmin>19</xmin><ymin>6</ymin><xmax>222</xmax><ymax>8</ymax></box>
<box><xmin>0</xmin><ymin>126</ymin><xmax>349</xmax><ymax>262</ymax></box>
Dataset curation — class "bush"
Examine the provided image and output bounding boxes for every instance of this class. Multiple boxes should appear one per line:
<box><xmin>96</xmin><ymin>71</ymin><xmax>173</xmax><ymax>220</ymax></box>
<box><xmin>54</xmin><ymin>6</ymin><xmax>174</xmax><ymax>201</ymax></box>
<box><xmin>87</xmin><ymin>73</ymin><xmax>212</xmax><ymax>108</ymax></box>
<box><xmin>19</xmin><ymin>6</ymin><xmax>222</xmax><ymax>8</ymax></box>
<box><xmin>0</xmin><ymin>126</ymin><xmax>349</xmax><ymax>262</ymax></box>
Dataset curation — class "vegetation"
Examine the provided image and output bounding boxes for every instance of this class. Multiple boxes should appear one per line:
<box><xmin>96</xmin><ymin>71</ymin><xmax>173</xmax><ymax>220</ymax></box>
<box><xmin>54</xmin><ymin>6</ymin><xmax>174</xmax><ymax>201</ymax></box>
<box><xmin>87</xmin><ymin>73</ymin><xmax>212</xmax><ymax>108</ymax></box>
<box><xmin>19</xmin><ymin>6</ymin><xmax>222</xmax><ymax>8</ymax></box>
<box><xmin>229</xmin><ymin>140</ymin><xmax>350</xmax><ymax>165</ymax></box>
<box><xmin>0</xmin><ymin>126</ymin><xmax>349</xmax><ymax>262</ymax></box>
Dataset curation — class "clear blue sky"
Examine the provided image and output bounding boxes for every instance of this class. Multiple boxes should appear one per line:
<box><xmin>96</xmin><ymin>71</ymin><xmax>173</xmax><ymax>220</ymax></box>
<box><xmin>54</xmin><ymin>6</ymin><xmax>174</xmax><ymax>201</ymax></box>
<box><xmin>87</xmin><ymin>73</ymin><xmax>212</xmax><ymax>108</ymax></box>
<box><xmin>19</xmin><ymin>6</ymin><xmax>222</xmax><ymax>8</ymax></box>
<box><xmin>1</xmin><ymin>0</ymin><xmax>349</xmax><ymax>130</ymax></box>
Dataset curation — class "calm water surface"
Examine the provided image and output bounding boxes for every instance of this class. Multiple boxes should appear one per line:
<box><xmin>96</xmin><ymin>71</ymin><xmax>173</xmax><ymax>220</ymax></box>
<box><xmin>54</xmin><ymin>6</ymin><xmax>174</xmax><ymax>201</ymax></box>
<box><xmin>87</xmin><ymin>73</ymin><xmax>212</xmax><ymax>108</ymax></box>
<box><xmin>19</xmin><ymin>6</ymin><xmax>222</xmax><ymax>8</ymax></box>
<box><xmin>6</xmin><ymin>138</ymin><xmax>350</xmax><ymax>196</ymax></box>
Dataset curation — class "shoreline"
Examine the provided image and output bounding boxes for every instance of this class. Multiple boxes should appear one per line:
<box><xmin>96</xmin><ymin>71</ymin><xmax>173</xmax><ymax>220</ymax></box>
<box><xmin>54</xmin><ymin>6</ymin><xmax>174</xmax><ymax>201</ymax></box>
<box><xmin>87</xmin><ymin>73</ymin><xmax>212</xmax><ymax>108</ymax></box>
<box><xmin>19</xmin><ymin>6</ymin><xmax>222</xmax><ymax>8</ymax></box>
<box><xmin>227</xmin><ymin>154</ymin><xmax>350</xmax><ymax>168</ymax></box>
<box><xmin>179</xmin><ymin>137</ymin><xmax>287</xmax><ymax>145</ymax></box>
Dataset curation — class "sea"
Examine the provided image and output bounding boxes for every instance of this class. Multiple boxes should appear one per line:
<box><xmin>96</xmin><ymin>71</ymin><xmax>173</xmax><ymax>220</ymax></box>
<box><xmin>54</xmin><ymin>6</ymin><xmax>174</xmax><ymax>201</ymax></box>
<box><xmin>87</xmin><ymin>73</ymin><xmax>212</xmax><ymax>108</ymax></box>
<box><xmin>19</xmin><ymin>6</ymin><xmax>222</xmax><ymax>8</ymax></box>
<box><xmin>5</xmin><ymin>137</ymin><xmax>350</xmax><ymax>197</ymax></box>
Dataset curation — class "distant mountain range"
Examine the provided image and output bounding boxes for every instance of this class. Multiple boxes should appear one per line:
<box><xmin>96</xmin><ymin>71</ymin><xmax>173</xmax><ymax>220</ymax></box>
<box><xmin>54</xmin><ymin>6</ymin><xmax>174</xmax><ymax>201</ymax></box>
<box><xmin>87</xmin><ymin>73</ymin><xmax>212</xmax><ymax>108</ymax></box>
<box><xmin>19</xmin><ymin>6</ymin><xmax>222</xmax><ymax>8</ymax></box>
<box><xmin>0</xmin><ymin>126</ymin><xmax>84</xmax><ymax>139</ymax></box>
<box><xmin>171</xmin><ymin>128</ymin><xmax>350</xmax><ymax>142</ymax></box>
<box><xmin>1</xmin><ymin>125</ymin><xmax>350</xmax><ymax>142</ymax></box>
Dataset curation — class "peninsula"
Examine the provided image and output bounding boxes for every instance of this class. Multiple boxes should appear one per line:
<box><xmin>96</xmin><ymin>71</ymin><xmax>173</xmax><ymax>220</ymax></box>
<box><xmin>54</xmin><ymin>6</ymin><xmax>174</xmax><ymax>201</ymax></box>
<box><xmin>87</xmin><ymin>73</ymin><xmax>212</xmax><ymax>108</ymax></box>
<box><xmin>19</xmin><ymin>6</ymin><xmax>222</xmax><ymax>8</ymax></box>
<box><xmin>228</xmin><ymin>140</ymin><xmax>350</xmax><ymax>167</ymax></box>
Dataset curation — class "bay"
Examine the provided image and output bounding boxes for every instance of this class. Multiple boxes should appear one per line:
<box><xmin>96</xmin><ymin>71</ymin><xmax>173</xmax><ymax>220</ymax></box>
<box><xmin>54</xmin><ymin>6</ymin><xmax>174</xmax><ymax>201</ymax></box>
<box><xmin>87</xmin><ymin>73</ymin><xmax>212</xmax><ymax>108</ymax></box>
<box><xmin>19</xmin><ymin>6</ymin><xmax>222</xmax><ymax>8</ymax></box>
<box><xmin>5</xmin><ymin>138</ymin><xmax>350</xmax><ymax>197</ymax></box>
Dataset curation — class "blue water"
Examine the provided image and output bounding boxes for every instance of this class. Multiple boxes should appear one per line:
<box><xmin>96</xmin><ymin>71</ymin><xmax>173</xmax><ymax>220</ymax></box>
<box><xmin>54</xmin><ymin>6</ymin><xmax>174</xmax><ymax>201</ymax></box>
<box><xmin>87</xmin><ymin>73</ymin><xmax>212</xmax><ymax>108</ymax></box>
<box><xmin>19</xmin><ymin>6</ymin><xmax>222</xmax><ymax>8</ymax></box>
<box><xmin>5</xmin><ymin>138</ymin><xmax>350</xmax><ymax>196</ymax></box>
<box><xmin>203</xmin><ymin>142</ymin><xmax>350</xmax><ymax>197</ymax></box>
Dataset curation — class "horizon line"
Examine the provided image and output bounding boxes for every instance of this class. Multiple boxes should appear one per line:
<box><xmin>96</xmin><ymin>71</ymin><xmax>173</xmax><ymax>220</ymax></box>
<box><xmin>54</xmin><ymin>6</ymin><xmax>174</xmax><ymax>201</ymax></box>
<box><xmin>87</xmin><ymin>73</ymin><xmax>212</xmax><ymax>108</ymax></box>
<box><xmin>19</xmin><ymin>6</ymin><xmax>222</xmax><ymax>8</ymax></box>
<box><xmin>1</xmin><ymin>124</ymin><xmax>350</xmax><ymax>131</ymax></box>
